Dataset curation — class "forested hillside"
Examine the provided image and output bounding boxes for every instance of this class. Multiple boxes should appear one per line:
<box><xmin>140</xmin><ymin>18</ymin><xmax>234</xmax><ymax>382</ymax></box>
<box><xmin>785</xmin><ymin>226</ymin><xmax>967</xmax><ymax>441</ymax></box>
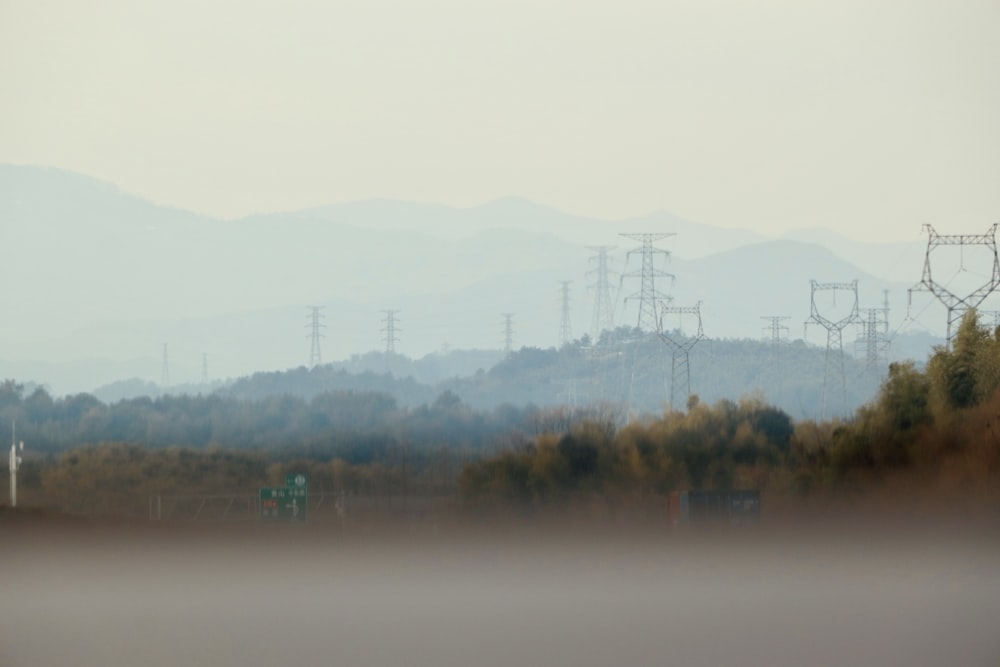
<box><xmin>167</xmin><ymin>327</ymin><xmax>889</xmax><ymax>418</ymax></box>
<box><xmin>4</xmin><ymin>314</ymin><xmax>996</xmax><ymax>520</ymax></box>
<box><xmin>460</xmin><ymin>311</ymin><xmax>1000</xmax><ymax>514</ymax></box>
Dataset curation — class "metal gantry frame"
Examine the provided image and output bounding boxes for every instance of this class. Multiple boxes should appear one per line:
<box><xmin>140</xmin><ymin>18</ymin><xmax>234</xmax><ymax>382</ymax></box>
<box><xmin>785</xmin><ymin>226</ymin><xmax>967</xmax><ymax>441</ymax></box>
<box><xmin>804</xmin><ymin>280</ymin><xmax>860</xmax><ymax>420</ymax></box>
<box><xmin>658</xmin><ymin>301</ymin><xmax>705</xmax><ymax>410</ymax></box>
<box><xmin>909</xmin><ymin>223</ymin><xmax>1000</xmax><ymax>344</ymax></box>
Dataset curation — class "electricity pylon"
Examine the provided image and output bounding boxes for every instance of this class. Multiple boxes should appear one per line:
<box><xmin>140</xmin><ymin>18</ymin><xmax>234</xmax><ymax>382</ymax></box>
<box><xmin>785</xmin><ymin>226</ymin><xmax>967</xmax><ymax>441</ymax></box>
<box><xmin>307</xmin><ymin>306</ymin><xmax>325</xmax><ymax>368</ymax></box>
<box><xmin>201</xmin><ymin>353</ymin><xmax>208</xmax><ymax>385</ymax></box>
<box><xmin>501</xmin><ymin>313</ymin><xmax>514</xmax><ymax>357</ymax></box>
<box><xmin>855</xmin><ymin>293</ymin><xmax>890</xmax><ymax>371</ymax></box>
<box><xmin>761</xmin><ymin>315</ymin><xmax>790</xmax><ymax>406</ymax></box>
<box><xmin>558</xmin><ymin>281</ymin><xmax>572</xmax><ymax>347</ymax></box>
<box><xmin>586</xmin><ymin>245</ymin><xmax>616</xmax><ymax>341</ymax></box>
<box><xmin>381</xmin><ymin>309</ymin><xmax>400</xmax><ymax>354</ymax></box>
<box><xmin>381</xmin><ymin>309</ymin><xmax>400</xmax><ymax>371</ymax></box>
<box><xmin>620</xmin><ymin>233</ymin><xmax>675</xmax><ymax>332</ymax></box>
<box><xmin>658</xmin><ymin>301</ymin><xmax>704</xmax><ymax>410</ymax></box>
<box><xmin>761</xmin><ymin>316</ymin><xmax>790</xmax><ymax>348</ymax></box>
<box><xmin>804</xmin><ymin>280</ymin><xmax>860</xmax><ymax>420</ymax></box>
<box><xmin>908</xmin><ymin>223</ymin><xmax>1000</xmax><ymax>344</ymax></box>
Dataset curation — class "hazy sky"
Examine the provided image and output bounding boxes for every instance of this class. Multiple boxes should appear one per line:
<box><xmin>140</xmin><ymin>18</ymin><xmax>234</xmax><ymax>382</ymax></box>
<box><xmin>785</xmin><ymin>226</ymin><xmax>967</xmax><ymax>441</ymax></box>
<box><xmin>2</xmin><ymin>0</ymin><xmax>999</xmax><ymax>241</ymax></box>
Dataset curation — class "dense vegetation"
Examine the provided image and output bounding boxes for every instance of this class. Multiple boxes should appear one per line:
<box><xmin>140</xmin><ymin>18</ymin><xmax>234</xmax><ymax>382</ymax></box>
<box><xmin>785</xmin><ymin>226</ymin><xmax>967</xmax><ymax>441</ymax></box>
<box><xmin>3</xmin><ymin>313</ymin><xmax>997</xmax><ymax>519</ymax></box>
<box><xmin>1</xmin><ymin>384</ymin><xmax>539</xmax><ymax>459</ymax></box>
<box><xmin>458</xmin><ymin>310</ymin><xmax>1000</xmax><ymax>514</ymax></box>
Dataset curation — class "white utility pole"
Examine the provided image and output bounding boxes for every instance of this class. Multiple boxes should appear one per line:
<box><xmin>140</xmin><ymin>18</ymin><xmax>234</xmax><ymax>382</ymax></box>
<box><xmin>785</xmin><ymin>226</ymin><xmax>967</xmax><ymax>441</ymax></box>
<box><xmin>10</xmin><ymin>421</ymin><xmax>23</xmax><ymax>507</ymax></box>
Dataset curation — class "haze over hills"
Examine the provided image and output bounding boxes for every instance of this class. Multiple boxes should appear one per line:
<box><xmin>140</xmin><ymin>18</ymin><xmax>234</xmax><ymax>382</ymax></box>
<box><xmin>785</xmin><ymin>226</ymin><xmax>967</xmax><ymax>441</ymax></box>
<box><xmin>0</xmin><ymin>164</ymin><xmax>976</xmax><ymax>396</ymax></box>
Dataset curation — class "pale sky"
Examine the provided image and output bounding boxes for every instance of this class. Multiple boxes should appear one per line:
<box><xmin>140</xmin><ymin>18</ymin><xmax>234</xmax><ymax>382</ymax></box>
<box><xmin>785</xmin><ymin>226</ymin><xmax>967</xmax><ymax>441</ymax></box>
<box><xmin>2</xmin><ymin>0</ymin><xmax>999</xmax><ymax>241</ymax></box>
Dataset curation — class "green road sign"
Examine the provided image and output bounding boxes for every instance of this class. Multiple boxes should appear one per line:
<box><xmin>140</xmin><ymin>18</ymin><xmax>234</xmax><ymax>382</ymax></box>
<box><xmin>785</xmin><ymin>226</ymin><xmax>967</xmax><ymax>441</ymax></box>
<box><xmin>259</xmin><ymin>486</ymin><xmax>308</xmax><ymax>521</ymax></box>
<box><xmin>285</xmin><ymin>473</ymin><xmax>308</xmax><ymax>488</ymax></box>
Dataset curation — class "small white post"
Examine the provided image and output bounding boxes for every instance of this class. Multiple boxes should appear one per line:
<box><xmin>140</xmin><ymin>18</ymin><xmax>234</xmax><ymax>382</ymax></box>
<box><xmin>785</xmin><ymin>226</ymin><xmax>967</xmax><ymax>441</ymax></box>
<box><xmin>9</xmin><ymin>421</ymin><xmax>23</xmax><ymax>508</ymax></box>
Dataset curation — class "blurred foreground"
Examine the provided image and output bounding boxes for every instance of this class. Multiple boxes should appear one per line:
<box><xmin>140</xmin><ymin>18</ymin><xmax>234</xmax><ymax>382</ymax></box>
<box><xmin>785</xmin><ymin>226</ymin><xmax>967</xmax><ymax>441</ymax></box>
<box><xmin>1</xmin><ymin>509</ymin><xmax>998</xmax><ymax>667</ymax></box>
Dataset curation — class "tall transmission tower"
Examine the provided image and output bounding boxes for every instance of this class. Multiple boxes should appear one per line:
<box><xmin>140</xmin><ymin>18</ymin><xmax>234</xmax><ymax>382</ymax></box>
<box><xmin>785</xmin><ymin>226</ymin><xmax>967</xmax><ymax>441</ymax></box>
<box><xmin>804</xmin><ymin>280</ymin><xmax>860</xmax><ymax>419</ymax></box>
<box><xmin>306</xmin><ymin>306</ymin><xmax>325</xmax><ymax>368</ymax></box>
<box><xmin>658</xmin><ymin>302</ymin><xmax>705</xmax><ymax>409</ymax></box>
<box><xmin>761</xmin><ymin>316</ymin><xmax>790</xmax><ymax>347</ymax></box>
<box><xmin>620</xmin><ymin>233</ymin><xmax>675</xmax><ymax>332</ymax></box>
<box><xmin>855</xmin><ymin>292</ymin><xmax>890</xmax><ymax>371</ymax></box>
<box><xmin>501</xmin><ymin>313</ymin><xmax>515</xmax><ymax>357</ymax></box>
<box><xmin>855</xmin><ymin>309</ymin><xmax>885</xmax><ymax>371</ymax></box>
<box><xmin>558</xmin><ymin>281</ymin><xmax>573</xmax><ymax>347</ymax></box>
<box><xmin>908</xmin><ymin>223</ymin><xmax>1000</xmax><ymax>344</ymax></box>
<box><xmin>381</xmin><ymin>309</ymin><xmax>400</xmax><ymax>370</ymax></box>
<box><xmin>201</xmin><ymin>353</ymin><xmax>208</xmax><ymax>385</ymax></box>
<box><xmin>760</xmin><ymin>315</ymin><xmax>790</xmax><ymax>406</ymax></box>
<box><xmin>586</xmin><ymin>245</ymin><xmax>616</xmax><ymax>341</ymax></box>
<box><xmin>160</xmin><ymin>343</ymin><xmax>170</xmax><ymax>387</ymax></box>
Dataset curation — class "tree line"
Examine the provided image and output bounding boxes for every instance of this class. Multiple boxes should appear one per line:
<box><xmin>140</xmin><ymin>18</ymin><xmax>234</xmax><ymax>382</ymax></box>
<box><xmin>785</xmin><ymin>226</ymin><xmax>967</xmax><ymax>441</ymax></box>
<box><xmin>0</xmin><ymin>384</ymin><xmax>546</xmax><ymax>460</ymax></box>
<box><xmin>458</xmin><ymin>310</ymin><xmax>1000</xmax><ymax>514</ymax></box>
<box><xmin>5</xmin><ymin>311</ymin><xmax>998</xmax><ymax>519</ymax></box>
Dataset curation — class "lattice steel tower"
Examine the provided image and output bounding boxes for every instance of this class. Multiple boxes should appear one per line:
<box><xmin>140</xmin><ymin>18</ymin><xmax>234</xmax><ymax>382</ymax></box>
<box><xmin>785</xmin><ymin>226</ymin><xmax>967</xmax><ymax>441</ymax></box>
<box><xmin>804</xmin><ymin>280</ymin><xmax>860</xmax><ymax>419</ymax></box>
<box><xmin>658</xmin><ymin>302</ymin><xmax>705</xmax><ymax>409</ymax></box>
<box><xmin>620</xmin><ymin>233</ymin><xmax>675</xmax><ymax>332</ymax></box>
<box><xmin>201</xmin><ymin>353</ymin><xmax>208</xmax><ymax>385</ymax></box>
<box><xmin>909</xmin><ymin>223</ymin><xmax>1000</xmax><ymax>344</ymax></box>
<box><xmin>307</xmin><ymin>306</ymin><xmax>325</xmax><ymax>368</ymax></box>
<box><xmin>501</xmin><ymin>313</ymin><xmax>514</xmax><ymax>357</ymax></box>
<box><xmin>381</xmin><ymin>309</ymin><xmax>400</xmax><ymax>355</ymax></box>
<box><xmin>558</xmin><ymin>281</ymin><xmax>573</xmax><ymax>347</ymax></box>
<box><xmin>855</xmin><ymin>291</ymin><xmax>890</xmax><ymax>371</ymax></box>
<box><xmin>760</xmin><ymin>315</ymin><xmax>790</xmax><ymax>406</ymax></box>
<box><xmin>761</xmin><ymin>316</ymin><xmax>790</xmax><ymax>348</ymax></box>
<box><xmin>586</xmin><ymin>245</ymin><xmax>616</xmax><ymax>341</ymax></box>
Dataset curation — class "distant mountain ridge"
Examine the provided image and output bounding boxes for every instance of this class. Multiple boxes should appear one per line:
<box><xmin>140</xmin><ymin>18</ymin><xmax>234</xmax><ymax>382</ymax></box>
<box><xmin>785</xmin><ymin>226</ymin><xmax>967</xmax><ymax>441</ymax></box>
<box><xmin>0</xmin><ymin>164</ymin><xmax>952</xmax><ymax>395</ymax></box>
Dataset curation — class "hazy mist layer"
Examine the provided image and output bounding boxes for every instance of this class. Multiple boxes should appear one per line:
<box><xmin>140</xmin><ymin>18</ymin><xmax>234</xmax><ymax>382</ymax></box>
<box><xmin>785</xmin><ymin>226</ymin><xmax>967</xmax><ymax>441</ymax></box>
<box><xmin>3</xmin><ymin>166</ymin><xmax>986</xmax><ymax>396</ymax></box>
